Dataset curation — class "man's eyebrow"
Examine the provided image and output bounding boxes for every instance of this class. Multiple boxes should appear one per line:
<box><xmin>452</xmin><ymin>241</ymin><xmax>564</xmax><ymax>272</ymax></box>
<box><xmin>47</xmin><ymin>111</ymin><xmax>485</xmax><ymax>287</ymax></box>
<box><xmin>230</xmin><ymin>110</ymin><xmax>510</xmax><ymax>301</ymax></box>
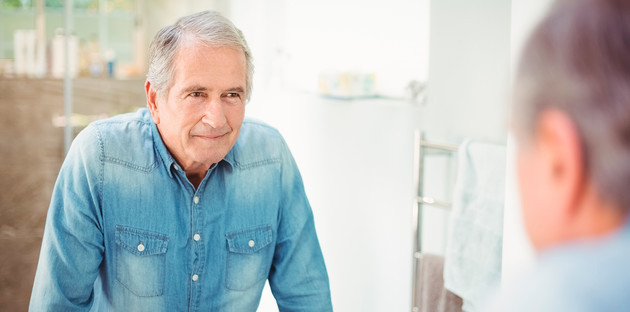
<box><xmin>226</xmin><ymin>87</ymin><xmax>245</xmax><ymax>93</ymax></box>
<box><xmin>181</xmin><ymin>85</ymin><xmax>207</xmax><ymax>94</ymax></box>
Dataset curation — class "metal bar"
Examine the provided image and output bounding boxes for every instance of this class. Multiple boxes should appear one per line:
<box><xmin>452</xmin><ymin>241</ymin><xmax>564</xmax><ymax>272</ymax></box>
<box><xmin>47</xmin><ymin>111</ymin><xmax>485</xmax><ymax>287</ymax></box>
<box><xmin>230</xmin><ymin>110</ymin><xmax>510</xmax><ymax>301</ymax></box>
<box><xmin>411</xmin><ymin>131</ymin><xmax>458</xmax><ymax>311</ymax></box>
<box><xmin>411</xmin><ymin>131</ymin><xmax>423</xmax><ymax>312</ymax></box>
<box><xmin>63</xmin><ymin>0</ymin><xmax>74</xmax><ymax>155</ymax></box>
<box><xmin>416</xmin><ymin>196</ymin><xmax>452</xmax><ymax>210</ymax></box>
<box><xmin>415</xmin><ymin>131</ymin><xmax>426</xmax><ymax>252</ymax></box>
<box><xmin>419</xmin><ymin>139</ymin><xmax>458</xmax><ymax>152</ymax></box>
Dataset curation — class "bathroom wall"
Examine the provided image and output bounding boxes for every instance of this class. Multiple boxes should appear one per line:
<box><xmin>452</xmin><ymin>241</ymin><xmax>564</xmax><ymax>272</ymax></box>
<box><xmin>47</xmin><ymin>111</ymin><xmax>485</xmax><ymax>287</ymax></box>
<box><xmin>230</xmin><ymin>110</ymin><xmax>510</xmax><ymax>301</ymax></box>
<box><xmin>423</xmin><ymin>0</ymin><xmax>511</xmax><ymax>145</ymax></box>
<box><xmin>231</xmin><ymin>0</ymin><xmax>514</xmax><ymax>310</ymax></box>
<box><xmin>229</xmin><ymin>1</ymin><xmax>430</xmax><ymax>311</ymax></box>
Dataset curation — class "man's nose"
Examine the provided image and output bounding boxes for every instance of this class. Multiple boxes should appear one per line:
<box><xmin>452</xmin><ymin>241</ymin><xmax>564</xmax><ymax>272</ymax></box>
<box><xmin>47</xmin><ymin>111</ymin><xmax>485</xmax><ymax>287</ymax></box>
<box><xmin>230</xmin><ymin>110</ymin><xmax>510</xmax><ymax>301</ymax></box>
<box><xmin>201</xmin><ymin>98</ymin><xmax>227</xmax><ymax>128</ymax></box>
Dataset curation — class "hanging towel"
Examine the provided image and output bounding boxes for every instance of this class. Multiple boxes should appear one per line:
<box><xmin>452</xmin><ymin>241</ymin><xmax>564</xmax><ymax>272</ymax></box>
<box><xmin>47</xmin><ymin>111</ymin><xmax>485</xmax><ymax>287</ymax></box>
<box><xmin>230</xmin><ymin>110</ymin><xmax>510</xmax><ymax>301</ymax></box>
<box><xmin>443</xmin><ymin>140</ymin><xmax>506</xmax><ymax>312</ymax></box>
<box><xmin>415</xmin><ymin>253</ymin><xmax>463</xmax><ymax>312</ymax></box>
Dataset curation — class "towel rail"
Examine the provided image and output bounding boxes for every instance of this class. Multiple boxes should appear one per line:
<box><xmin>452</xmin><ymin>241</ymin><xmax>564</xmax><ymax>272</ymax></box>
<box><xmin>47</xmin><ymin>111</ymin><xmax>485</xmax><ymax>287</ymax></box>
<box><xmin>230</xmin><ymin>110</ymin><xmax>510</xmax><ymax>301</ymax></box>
<box><xmin>411</xmin><ymin>131</ymin><xmax>458</xmax><ymax>312</ymax></box>
<box><xmin>418</xmin><ymin>139</ymin><xmax>459</xmax><ymax>152</ymax></box>
<box><xmin>416</xmin><ymin>196</ymin><xmax>452</xmax><ymax>210</ymax></box>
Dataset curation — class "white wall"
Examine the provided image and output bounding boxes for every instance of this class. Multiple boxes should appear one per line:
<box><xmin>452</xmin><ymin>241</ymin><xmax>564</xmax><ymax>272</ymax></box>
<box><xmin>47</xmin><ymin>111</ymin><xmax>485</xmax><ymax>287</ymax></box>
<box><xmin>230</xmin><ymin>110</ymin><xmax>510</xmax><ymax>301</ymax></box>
<box><xmin>229</xmin><ymin>1</ymin><xmax>430</xmax><ymax>311</ymax></box>
<box><xmin>229</xmin><ymin>0</ymin><xmax>429</xmax><ymax>97</ymax></box>
<box><xmin>501</xmin><ymin>0</ymin><xmax>553</xmax><ymax>285</ymax></box>
<box><xmin>424</xmin><ymin>0</ymin><xmax>511</xmax><ymax>145</ymax></box>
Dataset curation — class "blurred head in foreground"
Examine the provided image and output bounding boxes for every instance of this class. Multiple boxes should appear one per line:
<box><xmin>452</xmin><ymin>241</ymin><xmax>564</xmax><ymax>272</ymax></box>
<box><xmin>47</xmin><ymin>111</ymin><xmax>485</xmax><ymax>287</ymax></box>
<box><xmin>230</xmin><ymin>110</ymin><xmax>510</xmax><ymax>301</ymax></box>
<box><xmin>513</xmin><ymin>0</ymin><xmax>630</xmax><ymax>251</ymax></box>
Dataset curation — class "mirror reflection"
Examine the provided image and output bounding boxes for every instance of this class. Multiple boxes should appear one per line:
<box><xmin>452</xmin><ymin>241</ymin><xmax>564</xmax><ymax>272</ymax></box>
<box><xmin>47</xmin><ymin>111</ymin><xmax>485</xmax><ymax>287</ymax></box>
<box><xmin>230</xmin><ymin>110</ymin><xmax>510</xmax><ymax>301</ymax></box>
<box><xmin>5</xmin><ymin>0</ymin><xmax>624</xmax><ymax>311</ymax></box>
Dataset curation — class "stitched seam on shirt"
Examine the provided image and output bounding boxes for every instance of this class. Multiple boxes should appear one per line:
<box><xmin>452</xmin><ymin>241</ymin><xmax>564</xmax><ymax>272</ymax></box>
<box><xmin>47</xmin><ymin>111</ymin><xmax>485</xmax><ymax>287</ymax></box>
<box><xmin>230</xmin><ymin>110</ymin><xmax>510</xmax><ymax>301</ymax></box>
<box><xmin>95</xmin><ymin>118</ymin><xmax>158</xmax><ymax>172</ymax></box>
<box><xmin>94</xmin><ymin>124</ymin><xmax>106</xmax><ymax>234</ymax></box>
<box><xmin>94</xmin><ymin>118</ymin><xmax>152</xmax><ymax>127</ymax></box>
<box><xmin>95</xmin><ymin>125</ymin><xmax>105</xmax><ymax>213</ymax></box>
<box><xmin>235</xmin><ymin>158</ymin><xmax>281</xmax><ymax>170</ymax></box>
<box><xmin>225</xmin><ymin>225</ymin><xmax>272</xmax><ymax>238</ymax></box>
<box><xmin>102</xmin><ymin>156</ymin><xmax>158</xmax><ymax>173</ymax></box>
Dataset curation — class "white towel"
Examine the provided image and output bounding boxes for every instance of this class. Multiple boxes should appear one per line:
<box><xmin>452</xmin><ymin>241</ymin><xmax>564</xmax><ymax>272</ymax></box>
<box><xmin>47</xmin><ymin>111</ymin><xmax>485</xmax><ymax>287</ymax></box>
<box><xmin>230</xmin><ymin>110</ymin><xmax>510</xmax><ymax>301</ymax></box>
<box><xmin>443</xmin><ymin>140</ymin><xmax>506</xmax><ymax>312</ymax></box>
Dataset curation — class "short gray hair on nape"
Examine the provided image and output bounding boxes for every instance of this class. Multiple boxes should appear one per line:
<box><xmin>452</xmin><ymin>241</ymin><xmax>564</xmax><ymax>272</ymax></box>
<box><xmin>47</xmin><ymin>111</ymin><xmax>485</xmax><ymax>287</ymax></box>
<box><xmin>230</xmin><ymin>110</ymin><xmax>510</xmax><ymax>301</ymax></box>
<box><xmin>514</xmin><ymin>0</ymin><xmax>630</xmax><ymax>213</ymax></box>
<box><xmin>146</xmin><ymin>10</ymin><xmax>254</xmax><ymax>101</ymax></box>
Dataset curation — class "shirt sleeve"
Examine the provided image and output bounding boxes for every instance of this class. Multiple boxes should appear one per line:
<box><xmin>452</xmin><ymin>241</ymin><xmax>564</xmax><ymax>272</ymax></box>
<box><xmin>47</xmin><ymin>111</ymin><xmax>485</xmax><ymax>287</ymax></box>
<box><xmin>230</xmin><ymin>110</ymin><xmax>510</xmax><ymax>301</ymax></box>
<box><xmin>29</xmin><ymin>125</ymin><xmax>105</xmax><ymax>311</ymax></box>
<box><xmin>268</xmin><ymin>137</ymin><xmax>333</xmax><ymax>312</ymax></box>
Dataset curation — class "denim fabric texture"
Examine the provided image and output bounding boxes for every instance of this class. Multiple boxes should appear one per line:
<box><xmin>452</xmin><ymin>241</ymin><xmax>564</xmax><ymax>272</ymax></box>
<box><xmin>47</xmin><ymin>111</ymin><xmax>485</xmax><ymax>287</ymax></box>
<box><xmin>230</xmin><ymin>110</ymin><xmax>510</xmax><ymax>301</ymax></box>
<box><xmin>29</xmin><ymin>108</ymin><xmax>332</xmax><ymax>312</ymax></box>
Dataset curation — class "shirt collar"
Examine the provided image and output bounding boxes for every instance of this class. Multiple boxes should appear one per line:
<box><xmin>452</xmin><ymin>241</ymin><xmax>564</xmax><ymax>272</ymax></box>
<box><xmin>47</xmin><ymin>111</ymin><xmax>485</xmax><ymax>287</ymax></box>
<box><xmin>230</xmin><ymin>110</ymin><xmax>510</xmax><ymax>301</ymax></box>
<box><xmin>223</xmin><ymin>146</ymin><xmax>236</xmax><ymax>168</ymax></box>
<box><xmin>149</xmin><ymin>118</ymin><xmax>177</xmax><ymax>178</ymax></box>
<box><xmin>149</xmin><ymin>114</ymin><xmax>236</xmax><ymax>177</ymax></box>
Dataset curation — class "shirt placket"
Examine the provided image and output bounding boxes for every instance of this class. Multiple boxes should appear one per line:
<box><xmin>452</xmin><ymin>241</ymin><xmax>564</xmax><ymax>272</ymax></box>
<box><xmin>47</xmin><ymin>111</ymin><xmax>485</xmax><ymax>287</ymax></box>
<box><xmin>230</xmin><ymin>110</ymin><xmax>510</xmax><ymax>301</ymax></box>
<box><xmin>189</xmin><ymin>188</ymin><xmax>206</xmax><ymax>311</ymax></box>
<box><xmin>173</xmin><ymin>163</ymin><xmax>207</xmax><ymax>311</ymax></box>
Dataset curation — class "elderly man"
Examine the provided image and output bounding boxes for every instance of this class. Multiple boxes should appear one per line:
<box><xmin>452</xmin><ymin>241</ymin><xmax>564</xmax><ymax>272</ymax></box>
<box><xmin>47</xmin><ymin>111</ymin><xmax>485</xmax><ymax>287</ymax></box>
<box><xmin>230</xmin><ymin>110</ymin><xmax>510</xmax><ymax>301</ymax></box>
<box><xmin>29</xmin><ymin>11</ymin><xmax>332</xmax><ymax>311</ymax></box>
<box><xmin>490</xmin><ymin>0</ymin><xmax>630</xmax><ymax>310</ymax></box>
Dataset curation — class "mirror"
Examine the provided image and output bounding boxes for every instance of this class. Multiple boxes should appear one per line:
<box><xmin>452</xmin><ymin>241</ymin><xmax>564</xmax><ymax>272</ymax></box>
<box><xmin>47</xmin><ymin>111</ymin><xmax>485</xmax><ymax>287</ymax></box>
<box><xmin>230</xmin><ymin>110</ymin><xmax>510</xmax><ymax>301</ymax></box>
<box><xmin>0</xmin><ymin>0</ymin><xmax>518</xmax><ymax>311</ymax></box>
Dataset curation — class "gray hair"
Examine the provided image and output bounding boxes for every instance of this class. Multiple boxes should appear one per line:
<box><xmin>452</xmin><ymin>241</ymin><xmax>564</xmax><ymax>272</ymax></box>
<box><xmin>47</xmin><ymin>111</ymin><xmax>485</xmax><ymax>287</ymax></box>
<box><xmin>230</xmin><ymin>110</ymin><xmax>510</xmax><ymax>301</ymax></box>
<box><xmin>514</xmin><ymin>0</ymin><xmax>630</xmax><ymax>212</ymax></box>
<box><xmin>146</xmin><ymin>10</ymin><xmax>254</xmax><ymax>101</ymax></box>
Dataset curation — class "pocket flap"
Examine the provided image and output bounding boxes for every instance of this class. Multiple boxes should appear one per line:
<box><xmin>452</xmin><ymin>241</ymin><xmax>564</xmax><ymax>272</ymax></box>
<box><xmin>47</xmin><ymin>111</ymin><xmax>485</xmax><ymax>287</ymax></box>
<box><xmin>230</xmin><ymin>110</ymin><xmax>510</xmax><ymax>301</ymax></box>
<box><xmin>116</xmin><ymin>226</ymin><xmax>168</xmax><ymax>256</ymax></box>
<box><xmin>226</xmin><ymin>225</ymin><xmax>273</xmax><ymax>254</ymax></box>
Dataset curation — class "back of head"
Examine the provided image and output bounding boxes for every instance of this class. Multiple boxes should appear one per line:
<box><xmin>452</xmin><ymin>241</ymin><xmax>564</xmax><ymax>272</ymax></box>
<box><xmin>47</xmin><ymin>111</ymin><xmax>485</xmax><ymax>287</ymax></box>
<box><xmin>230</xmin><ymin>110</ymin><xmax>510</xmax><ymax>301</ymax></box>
<box><xmin>146</xmin><ymin>11</ymin><xmax>254</xmax><ymax>100</ymax></box>
<box><xmin>514</xmin><ymin>0</ymin><xmax>630</xmax><ymax>214</ymax></box>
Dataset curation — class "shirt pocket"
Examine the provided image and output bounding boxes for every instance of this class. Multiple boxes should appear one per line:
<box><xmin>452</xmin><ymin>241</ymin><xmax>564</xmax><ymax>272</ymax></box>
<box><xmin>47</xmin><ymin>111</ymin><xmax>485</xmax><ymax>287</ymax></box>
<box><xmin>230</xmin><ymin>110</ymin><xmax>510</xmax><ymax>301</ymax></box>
<box><xmin>225</xmin><ymin>225</ymin><xmax>274</xmax><ymax>291</ymax></box>
<box><xmin>115</xmin><ymin>226</ymin><xmax>168</xmax><ymax>297</ymax></box>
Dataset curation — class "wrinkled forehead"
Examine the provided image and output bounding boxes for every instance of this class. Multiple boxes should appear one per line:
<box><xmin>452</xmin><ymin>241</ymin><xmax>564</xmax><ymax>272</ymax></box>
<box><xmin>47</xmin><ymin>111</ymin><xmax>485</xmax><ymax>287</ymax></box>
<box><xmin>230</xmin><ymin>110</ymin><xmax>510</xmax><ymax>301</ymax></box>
<box><xmin>169</xmin><ymin>40</ymin><xmax>247</xmax><ymax>90</ymax></box>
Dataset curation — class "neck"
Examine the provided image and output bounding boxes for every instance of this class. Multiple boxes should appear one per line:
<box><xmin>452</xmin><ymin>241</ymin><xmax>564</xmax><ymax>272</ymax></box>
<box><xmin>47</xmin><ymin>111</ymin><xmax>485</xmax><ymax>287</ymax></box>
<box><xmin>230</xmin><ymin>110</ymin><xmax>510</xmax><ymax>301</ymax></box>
<box><xmin>170</xmin><ymin>155</ymin><xmax>212</xmax><ymax>189</ymax></box>
<box><xmin>185</xmin><ymin>171</ymin><xmax>205</xmax><ymax>189</ymax></box>
<box><xmin>557</xmin><ymin>201</ymin><xmax>629</xmax><ymax>249</ymax></box>
<box><xmin>173</xmin><ymin>158</ymin><xmax>211</xmax><ymax>189</ymax></box>
<box><xmin>575</xmin><ymin>207</ymin><xmax>628</xmax><ymax>239</ymax></box>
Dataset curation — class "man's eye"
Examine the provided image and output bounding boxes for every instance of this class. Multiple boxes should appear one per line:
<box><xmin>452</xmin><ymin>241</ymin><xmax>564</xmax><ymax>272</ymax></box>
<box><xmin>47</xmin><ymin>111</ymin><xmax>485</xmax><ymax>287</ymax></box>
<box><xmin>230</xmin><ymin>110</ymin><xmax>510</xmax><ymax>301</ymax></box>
<box><xmin>226</xmin><ymin>93</ymin><xmax>240</xmax><ymax>98</ymax></box>
<box><xmin>190</xmin><ymin>92</ymin><xmax>203</xmax><ymax>97</ymax></box>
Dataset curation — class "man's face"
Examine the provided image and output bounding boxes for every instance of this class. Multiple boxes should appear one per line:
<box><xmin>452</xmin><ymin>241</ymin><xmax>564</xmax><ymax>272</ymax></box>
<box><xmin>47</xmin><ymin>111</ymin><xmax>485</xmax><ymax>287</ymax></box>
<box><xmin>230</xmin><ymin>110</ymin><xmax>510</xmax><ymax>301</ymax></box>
<box><xmin>149</xmin><ymin>41</ymin><xmax>247</xmax><ymax>171</ymax></box>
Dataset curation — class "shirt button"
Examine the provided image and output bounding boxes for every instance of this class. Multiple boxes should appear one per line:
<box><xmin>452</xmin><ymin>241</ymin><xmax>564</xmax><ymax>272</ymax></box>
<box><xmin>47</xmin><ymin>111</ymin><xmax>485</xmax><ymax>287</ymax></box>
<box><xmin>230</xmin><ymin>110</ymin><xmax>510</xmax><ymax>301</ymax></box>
<box><xmin>137</xmin><ymin>243</ymin><xmax>145</xmax><ymax>252</ymax></box>
<box><xmin>192</xmin><ymin>274</ymin><xmax>199</xmax><ymax>282</ymax></box>
<box><xmin>248</xmin><ymin>240</ymin><xmax>255</xmax><ymax>247</ymax></box>
<box><xmin>193</xmin><ymin>234</ymin><xmax>201</xmax><ymax>241</ymax></box>
<box><xmin>193</xmin><ymin>196</ymin><xmax>199</xmax><ymax>204</ymax></box>
<box><xmin>174</xmin><ymin>164</ymin><xmax>180</xmax><ymax>171</ymax></box>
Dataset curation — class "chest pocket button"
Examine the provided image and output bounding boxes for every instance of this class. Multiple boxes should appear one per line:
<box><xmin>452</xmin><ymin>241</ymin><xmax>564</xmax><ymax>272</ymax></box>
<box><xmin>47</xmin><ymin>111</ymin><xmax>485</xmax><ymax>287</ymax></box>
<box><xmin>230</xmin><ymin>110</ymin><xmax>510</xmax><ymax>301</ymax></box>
<box><xmin>115</xmin><ymin>226</ymin><xmax>168</xmax><ymax>297</ymax></box>
<box><xmin>225</xmin><ymin>225</ymin><xmax>273</xmax><ymax>290</ymax></box>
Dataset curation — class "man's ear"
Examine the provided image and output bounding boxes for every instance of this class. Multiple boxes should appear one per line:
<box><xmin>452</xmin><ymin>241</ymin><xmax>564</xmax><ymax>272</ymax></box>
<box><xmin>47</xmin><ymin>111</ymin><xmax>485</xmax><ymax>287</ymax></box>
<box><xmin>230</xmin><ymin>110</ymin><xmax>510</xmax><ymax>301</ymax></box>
<box><xmin>537</xmin><ymin>109</ymin><xmax>585</xmax><ymax>220</ymax></box>
<box><xmin>145</xmin><ymin>80</ymin><xmax>160</xmax><ymax>124</ymax></box>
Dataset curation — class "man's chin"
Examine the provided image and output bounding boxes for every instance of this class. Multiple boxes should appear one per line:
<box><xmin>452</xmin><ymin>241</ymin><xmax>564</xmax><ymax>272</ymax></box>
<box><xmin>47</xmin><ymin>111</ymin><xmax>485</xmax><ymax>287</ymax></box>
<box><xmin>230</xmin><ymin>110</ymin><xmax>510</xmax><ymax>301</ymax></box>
<box><xmin>188</xmin><ymin>140</ymin><xmax>237</xmax><ymax>164</ymax></box>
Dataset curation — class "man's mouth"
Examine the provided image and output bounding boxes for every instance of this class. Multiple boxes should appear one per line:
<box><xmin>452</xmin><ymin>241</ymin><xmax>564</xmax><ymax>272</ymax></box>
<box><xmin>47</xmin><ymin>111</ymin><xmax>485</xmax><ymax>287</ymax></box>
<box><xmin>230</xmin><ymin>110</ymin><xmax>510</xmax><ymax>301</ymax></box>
<box><xmin>193</xmin><ymin>132</ymin><xmax>228</xmax><ymax>140</ymax></box>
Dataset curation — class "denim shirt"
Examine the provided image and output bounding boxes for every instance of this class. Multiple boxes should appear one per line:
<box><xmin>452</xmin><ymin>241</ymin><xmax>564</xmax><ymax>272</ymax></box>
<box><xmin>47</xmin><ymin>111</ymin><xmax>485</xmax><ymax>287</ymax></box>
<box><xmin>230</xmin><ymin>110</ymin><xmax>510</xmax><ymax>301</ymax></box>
<box><xmin>29</xmin><ymin>108</ymin><xmax>332</xmax><ymax>312</ymax></box>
